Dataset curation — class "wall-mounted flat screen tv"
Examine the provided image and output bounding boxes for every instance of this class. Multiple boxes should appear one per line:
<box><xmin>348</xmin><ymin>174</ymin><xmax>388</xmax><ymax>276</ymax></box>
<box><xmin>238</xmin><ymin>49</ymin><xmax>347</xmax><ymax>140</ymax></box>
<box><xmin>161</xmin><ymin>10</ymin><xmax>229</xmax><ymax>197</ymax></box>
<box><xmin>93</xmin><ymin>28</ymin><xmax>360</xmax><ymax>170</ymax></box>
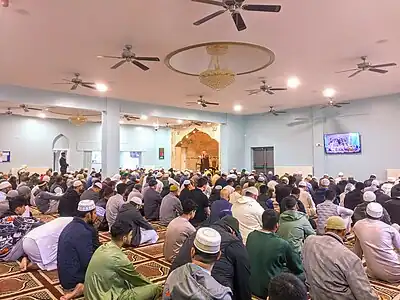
<box><xmin>324</xmin><ymin>132</ymin><xmax>361</xmax><ymax>154</ymax></box>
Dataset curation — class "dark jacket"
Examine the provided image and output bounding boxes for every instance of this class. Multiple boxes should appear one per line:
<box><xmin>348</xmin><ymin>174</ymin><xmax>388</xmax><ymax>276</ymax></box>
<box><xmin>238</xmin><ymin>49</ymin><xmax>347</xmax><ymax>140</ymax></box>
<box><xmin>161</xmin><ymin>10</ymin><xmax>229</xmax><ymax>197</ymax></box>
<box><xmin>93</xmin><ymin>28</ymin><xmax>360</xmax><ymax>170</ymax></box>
<box><xmin>143</xmin><ymin>188</ymin><xmax>162</xmax><ymax>221</ymax></box>
<box><xmin>115</xmin><ymin>202</ymin><xmax>154</xmax><ymax>247</ymax></box>
<box><xmin>344</xmin><ymin>189</ymin><xmax>363</xmax><ymax>211</ymax></box>
<box><xmin>179</xmin><ymin>188</ymin><xmax>191</xmax><ymax>203</ymax></box>
<box><xmin>391</xmin><ymin>184</ymin><xmax>400</xmax><ymax>198</ymax></box>
<box><xmin>275</xmin><ymin>184</ymin><xmax>292</xmax><ymax>204</ymax></box>
<box><xmin>353</xmin><ymin>201</ymin><xmax>391</xmax><ymax>225</ymax></box>
<box><xmin>58</xmin><ymin>188</ymin><xmax>81</xmax><ymax>217</ymax></box>
<box><xmin>215</xmin><ymin>177</ymin><xmax>228</xmax><ymax>188</ymax></box>
<box><xmin>257</xmin><ymin>194</ymin><xmax>273</xmax><ymax>210</ymax></box>
<box><xmin>50</xmin><ymin>183</ymin><xmax>63</xmax><ymax>194</ymax></box>
<box><xmin>57</xmin><ymin>217</ymin><xmax>100</xmax><ymax>290</ymax></box>
<box><xmin>383</xmin><ymin>197</ymin><xmax>400</xmax><ymax>225</ymax></box>
<box><xmin>375</xmin><ymin>189</ymin><xmax>391</xmax><ymax>205</ymax></box>
<box><xmin>313</xmin><ymin>188</ymin><xmax>328</xmax><ymax>206</ymax></box>
<box><xmin>171</xmin><ymin>220</ymin><xmax>251</xmax><ymax>300</ymax></box>
<box><xmin>189</xmin><ymin>188</ymin><xmax>210</xmax><ymax>226</ymax></box>
<box><xmin>80</xmin><ymin>188</ymin><xmax>100</xmax><ymax>204</ymax></box>
<box><xmin>35</xmin><ymin>191</ymin><xmax>62</xmax><ymax>214</ymax></box>
<box><xmin>210</xmin><ymin>199</ymin><xmax>232</xmax><ymax>223</ymax></box>
<box><xmin>59</xmin><ymin>157</ymin><xmax>68</xmax><ymax>173</ymax></box>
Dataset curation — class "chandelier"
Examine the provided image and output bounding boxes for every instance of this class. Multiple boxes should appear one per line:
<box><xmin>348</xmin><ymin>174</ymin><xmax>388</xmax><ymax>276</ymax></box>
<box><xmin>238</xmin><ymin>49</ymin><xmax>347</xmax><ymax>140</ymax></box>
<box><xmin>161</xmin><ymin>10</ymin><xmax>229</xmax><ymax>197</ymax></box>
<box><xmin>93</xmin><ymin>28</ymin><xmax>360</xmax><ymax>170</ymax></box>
<box><xmin>199</xmin><ymin>44</ymin><xmax>235</xmax><ymax>90</ymax></box>
<box><xmin>69</xmin><ymin>115</ymin><xmax>88</xmax><ymax>126</ymax></box>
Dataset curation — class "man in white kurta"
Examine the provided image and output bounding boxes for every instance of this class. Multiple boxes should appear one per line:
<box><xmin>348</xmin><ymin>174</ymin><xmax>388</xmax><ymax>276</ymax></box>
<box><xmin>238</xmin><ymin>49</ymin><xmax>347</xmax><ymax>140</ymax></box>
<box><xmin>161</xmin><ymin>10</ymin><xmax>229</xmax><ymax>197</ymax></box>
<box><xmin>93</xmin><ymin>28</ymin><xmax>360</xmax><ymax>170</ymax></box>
<box><xmin>353</xmin><ymin>202</ymin><xmax>400</xmax><ymax>283</ymax></box>
<box><xmin>21</xmin><ymin>217</ymin><xmax>73</xmax><ymax>271</ymax></box>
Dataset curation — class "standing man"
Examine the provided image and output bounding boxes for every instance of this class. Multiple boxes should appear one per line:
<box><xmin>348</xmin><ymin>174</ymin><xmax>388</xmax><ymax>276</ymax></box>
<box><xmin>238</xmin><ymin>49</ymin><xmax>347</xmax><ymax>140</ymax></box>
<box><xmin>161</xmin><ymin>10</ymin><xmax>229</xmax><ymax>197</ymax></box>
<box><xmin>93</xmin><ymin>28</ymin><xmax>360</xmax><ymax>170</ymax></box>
<box><xmin>200</xmin><ymin>151</ymin><xmax>210</xmax><ymax>173</ymax></box>
<box><xmin>57</xmin><ymin>200</ymin><xmax>99</xmax><ymax>300</ymax></box>
<box><xmin>59</xmin><ymin>152</ymin><xmax>69</xmax><ymax>175</ymax></box>
<box><xmin>189</xmin><ymin>177</ymin><xmax>210</xmax><ymax>227</ymax></box>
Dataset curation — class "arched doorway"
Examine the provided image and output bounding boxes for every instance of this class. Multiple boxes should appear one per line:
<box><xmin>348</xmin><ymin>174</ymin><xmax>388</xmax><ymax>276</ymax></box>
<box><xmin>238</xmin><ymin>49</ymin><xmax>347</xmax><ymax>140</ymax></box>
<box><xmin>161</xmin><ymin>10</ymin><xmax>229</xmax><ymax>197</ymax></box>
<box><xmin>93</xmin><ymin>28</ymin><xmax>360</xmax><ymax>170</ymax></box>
<box><xmin>52</xmin><ymin>134</ymin><xmax>69</xmax><ymax>172</ymax></box>
<box><xmin>175</xmin><ymin>129</ymin><xmax>219</xmax><ymax>171</ymax></box>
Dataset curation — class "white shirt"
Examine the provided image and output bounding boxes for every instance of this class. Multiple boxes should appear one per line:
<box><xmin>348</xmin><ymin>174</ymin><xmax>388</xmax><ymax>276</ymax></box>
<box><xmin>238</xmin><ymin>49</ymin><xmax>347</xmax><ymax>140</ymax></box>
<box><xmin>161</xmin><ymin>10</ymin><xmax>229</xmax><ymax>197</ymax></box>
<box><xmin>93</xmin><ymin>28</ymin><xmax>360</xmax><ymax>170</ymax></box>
<box><xmin>156</xmin><ymin>179</ymin><xmax>163</xmax><ymax>193</ymax></box>
<box><xmin>25</xmin><ymin>217</ymin><xmax>73</xmax><ymax>270</ymax></box>
<box><xmin>299</xmin><ymin>189</ymin><xmax>316</xmax><ymax>216</ymax></box>
<box><xmin>232</xmin><ymin>196</ymin><xmax>264</xmax><ymax>244</ymax></box>
<box><xmin>381</xmin><ymin>183</ymin><xmax>394</xmax><ymax>197</ymax></box>
<box><xmin>30</xmin><ymin>185</ymin><xmax>40</xmax><ymax>206</ymax></box>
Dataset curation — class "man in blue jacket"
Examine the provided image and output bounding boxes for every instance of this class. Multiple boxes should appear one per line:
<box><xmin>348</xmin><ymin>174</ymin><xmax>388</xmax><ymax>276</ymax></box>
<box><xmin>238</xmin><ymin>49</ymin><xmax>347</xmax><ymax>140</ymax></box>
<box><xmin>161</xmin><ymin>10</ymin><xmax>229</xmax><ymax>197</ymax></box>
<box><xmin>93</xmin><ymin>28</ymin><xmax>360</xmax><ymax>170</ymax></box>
<box><xmin>57</xmin><ymin>199</ymin><xmax>99</xmax><ymax>300</ymax></box>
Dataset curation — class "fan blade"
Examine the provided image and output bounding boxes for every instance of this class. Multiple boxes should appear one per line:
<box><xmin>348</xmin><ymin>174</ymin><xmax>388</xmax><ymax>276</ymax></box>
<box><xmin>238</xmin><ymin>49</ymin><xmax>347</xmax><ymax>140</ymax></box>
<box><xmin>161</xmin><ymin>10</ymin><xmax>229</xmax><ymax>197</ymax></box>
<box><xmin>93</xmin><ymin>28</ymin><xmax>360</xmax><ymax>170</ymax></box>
<box><xmin>246</xmin><ymin>89</ymin><xmax>261</xmax><ymax>95</ymax></box>
<box><xmin>334</xmin><ymin>104</ymin><xmax>342</xmax><ymax>108</ymax></box>
<box><xmin>71</xmin><ymin>83</ymin><xmax>79</xmax><ymax>90</ymax></box>
<box><xmin>132</xmin><ymin>60</ymin><xmax>150</xmax><ymax>71</ymax></box>
<box><xmin>134</xmin><ymin>57</ymin><xmax>160</xmax><ymax>62</ymax></box>
<box><xmin>192</xmin><ymin>0</ymin><xmax>225</xmax><ymax>6</ymax></box>
<box><xmin>320</xmin><ymin>105</ymin><xmax>328</xmax><ymax>109</ymax></box>
<box><xmin>194</xmin><ymin>9</ymin><xmax>226</xmax><ymax>25</ymax></box>
<box><xmin>186</xmin><ymin>102</ymin><xmax>199</xmax><ymax>105</ymax></box>
<box><xmin>111</xmin><ymin>60</ymin><xmax>126</xmax><ymax>69</ymax></box>
<box><xmin>273</xmin><ymin>112</ymin><xmax>279</xmax><ymax>116</ymax></box>
<box><xmin>335</xmin><ymin>68</ymin><xmax>359</xmax><ymax>73</ymax></box>
<box><xmin>266</xmin><ymin>90</ymin><xmax>274</xmax><ymax>95</ymax></box>
<box><xmin>232</xmin><ymin>12</ymin><xmax>246</xmax><ymax>31</ymax></box>
<box><xmin>336</xmin><ymin>102</ymin><xmax>350</xmax><ymax>105</ymax></box>
<box><xmin>242</xmin><ymin>4</ymin><xmax>281</xmax><ymax>12</ymax></box>
<box><xmin>81</xmin><ymin>81</ymin><xmax>95</xmax><ymax>85</ymax></box>
<box><xmin>269</xmin><ymin>87</ymin><xmax>287</xmax><ymax>91</ymax></box>
<box><xmin>28</xmin><ymin>107</ymin><xmax>42</xmax><ymax>111</ymax></box>
<box><xmin>275</xmin><ymin>111</ymin><xmax>287</xmax><ymax>114</ymax></box>
<box><xmin>294</xmin><ymin>118</ymin><xmax>309</xmax><ymax>121</ymax></box>
<box><xmin>97</xmin><ymin>55</ymin><xmax>123</xmax><ymax>59</ymax></box>
<box><xmin>348</xmin><ymin>69</ymin><xmax>363</xmax><ymax>78</ymax></box>
<box><xmin>368</xmin><ymin>68</ymin><xmax>388</xmax><ymax>74</ymax></box>
<box><xmin>204</xmin><ymin>101</ymin><xmax>219</xmax><ymax>105</ymax></box>
<box><xmin>81</xmin><ymin>83</ymin><xmax>96</xmax><ymax>90</ymax></box>
<box><xmin>52</xmin><ymin>82</ymin><xmax>72</xmax><ymax>85</ymax></box>
<box><xmin>370</xmin><ymin>63</ymin><xmax>397</xmax><ymax>68</ymax></box>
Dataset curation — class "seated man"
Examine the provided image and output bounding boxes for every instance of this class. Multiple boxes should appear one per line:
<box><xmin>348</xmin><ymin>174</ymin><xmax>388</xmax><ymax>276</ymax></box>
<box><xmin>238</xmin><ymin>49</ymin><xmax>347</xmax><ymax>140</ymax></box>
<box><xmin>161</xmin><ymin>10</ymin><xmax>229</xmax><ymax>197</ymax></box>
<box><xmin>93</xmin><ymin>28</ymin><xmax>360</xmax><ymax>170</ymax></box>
<box><xmin>268</xmin><ymin>273</ymin><xmax>308</xmax><ymax>300</ymax></box>
<box><xmin>316</xmin><ymin>189</ymin><xmax>353</xmax><ymax>235</ymax></box>
<box><xmin>57</xmin><ymin>200</ymin><xmax>100</xmax><ymax>300</ymax></box>
<box><xmin>277</xmin><ymin>196</ymin><xmax>315</xmax><ymax>254</ymax></box>
<box><xmin>246</xmin><ymin>209</ymin><xmax>304</xmax><ymax>299</ymax></box>
<box><xmin>163</xmin><ymin>199</ymin><xmax>197</xmax><ymax>263</ymax></box>
<box><xmin>159</xmin><ymin>185</ymin><xmax>182</xmax><ymax>226</ymax></box>
<box><xmin>84</xmin><ymin>220</ymin><xmax>162</xmax><ymax>300</ymax></box>
<box><xmin>34</xmin><ymin>181</ymin><xmax>63</xmax><ymax>214</ymax></box>
<box><xmin>106</xmin><ymin>183</ymin><xmax>127</xmax><ymax>229</ymax></box>
<box><xmin>354</xmin><ymin>202</ymin><xmax>400</xmax><ymax>283</ymax></box>
<box><xmin>0</xmin><ymin>197</ymin><xmax>42</xmax><ymax>262</ymax></box>
<box><xmin>115</xmin><ymin>196</ymin><xmax>158</xmax><ymax>247</ymax></box>
<box><xmin>163</xmin><ymin>227</ymin><xmax>233</xmax><ymax>300</ymax></box>
<box><xmin>210</xmin><ymin>188</ymin><xmax>232</xmax><ymax>223</ymax></box>
<box><xmin>143</xmin><ymin>179</ymin><xmax>162</xmax><ymax>221</ymax></box>
<box><xmin>303</xmin><ymin>216</ymin><xmax>378</xmax><ymax>300</ymax></box>
<box><xmin>21</xmin><ymin>217</ymin><xmax>73</xmax><ymax>271</ymax></box>
<box><xmin>353</xmin><ymin>191</ymin><xmax>391</xmax><ymax>224</ymax></box>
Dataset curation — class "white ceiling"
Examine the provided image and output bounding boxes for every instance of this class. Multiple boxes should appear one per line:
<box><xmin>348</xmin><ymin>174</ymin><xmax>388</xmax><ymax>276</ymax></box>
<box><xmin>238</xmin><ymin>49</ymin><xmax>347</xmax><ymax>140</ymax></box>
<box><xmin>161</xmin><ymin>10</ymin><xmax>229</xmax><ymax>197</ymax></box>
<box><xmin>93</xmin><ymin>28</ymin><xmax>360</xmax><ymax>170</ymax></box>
<box><xmin>0</xmin><ymin>0</ymin><xmax>399</xmax><ymax>114</ymax></box>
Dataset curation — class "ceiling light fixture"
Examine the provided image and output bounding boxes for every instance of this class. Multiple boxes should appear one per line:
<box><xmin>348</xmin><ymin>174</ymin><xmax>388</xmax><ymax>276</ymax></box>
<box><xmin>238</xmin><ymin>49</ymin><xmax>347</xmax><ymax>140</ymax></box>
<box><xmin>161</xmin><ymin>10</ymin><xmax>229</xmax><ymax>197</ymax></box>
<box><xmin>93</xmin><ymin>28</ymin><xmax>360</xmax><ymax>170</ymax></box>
<box><xmin>141</xmin><ymin>115</ymin><xmax>148</xmax><ymax>120</ymax></box>
<box><xmin>38</xmin><ymin>112</ymin><xmax>46</xmax><ymax>119</ymax></box>
<box><xmin>177</xmin><ymin>119</ymin><xmax>183</xmax><ymax>124</ymax></box>
<box><xmin>233</xmin><ymin>104</ymin><xmax>243</xmax><ymax>112</ymax></box>
<box><xmin>119</xmin><ymin>120</ymin><xmax>124</xmax><ymax>124</ymax></box>
<box><xmin>323</xmin><ymin>88</ymin><xmax>336</xmax><ymax>98</ymax></box>
<box><xmin>95</xmin><ymin>83</ymin><xmax>108</xmax><ymax>92</ymax></box>
<box><xmin>287</xmin><ymin>77</ymin><xmax>300</xmax><ymax>89</ymax></box>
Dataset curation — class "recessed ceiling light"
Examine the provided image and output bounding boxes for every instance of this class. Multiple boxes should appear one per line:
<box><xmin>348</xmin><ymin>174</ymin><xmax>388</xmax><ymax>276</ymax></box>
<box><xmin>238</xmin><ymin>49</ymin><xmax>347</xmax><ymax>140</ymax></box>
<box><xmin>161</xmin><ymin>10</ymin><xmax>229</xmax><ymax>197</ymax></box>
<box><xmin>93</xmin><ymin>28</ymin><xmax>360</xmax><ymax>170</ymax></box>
<box><xmin>206</xmin><ymin>122</ymin><xmax>211</xmax><ymax>125</ymax></box>
<box><xmin>95</xmin><ymin>83</ymin><xmax>108</xmax><ymax>92</ymax></box>
<box><xmin>287</xmin><ymin>76</ymin><xmax>300</xmax><ymax>89</ymax></box>
<box><xmin>323</xmin><ymin>87</ymin><xmax>336</xmax><ymax>98</ymax></box>
<box><xmin>152</xmin><ymin>122</ymin><xmax>158</xmax><ymax>127</ymax></box>
<box><xmin>141</xmin><ymin>115</ymin><xmax>148</xmax><ymax>120</ymax></box>
<box><xmin>119</xmin><ymin>120</ymin><xmax>124</xmax><ymax>124</ymax></box>
<box><xmin>177</xmin><ymin>119</ymin><xmax>183</xmax><ymax>124</ymax></box>
<box><xmin>38</xmin><ymin>112</ymin><xmax>46</xmax><ymax>119</ymax></box>
<box><xmin>233</xmin><ymin>104</ymin><xmax>242</xmax><ymax>112</ymax></box>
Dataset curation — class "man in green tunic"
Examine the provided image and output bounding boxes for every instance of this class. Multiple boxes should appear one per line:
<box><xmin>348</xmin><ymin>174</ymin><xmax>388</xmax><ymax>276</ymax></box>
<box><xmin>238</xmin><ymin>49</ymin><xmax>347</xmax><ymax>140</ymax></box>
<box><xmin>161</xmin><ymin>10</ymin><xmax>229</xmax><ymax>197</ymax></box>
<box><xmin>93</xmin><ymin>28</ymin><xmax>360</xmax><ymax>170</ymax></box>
<box><xmin>84</xmin><ymin>220</ymin><xmax>162</xmax><ymax>300</ymax></box>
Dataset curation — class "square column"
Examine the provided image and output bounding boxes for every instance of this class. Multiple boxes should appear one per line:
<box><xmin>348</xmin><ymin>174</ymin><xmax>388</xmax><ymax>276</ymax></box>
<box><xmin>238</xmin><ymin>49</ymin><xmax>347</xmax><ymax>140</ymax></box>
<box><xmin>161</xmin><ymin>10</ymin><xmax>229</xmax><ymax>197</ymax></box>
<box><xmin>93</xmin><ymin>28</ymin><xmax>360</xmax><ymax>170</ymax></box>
<box><xmin>101</xmin><ymin>100</ymin><xmax>120</xmax><ymax>177</ymax></box>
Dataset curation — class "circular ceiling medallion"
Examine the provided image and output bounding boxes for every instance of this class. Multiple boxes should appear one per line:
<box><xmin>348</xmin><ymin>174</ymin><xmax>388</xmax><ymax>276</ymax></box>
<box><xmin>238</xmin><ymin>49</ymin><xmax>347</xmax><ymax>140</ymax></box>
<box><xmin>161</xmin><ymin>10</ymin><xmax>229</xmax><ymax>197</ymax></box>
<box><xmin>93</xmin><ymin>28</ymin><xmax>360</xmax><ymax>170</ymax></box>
<box><xmin>165</xmin><ymin>41</ymin><xmax>275</xmax><ymax>76</ymax></box>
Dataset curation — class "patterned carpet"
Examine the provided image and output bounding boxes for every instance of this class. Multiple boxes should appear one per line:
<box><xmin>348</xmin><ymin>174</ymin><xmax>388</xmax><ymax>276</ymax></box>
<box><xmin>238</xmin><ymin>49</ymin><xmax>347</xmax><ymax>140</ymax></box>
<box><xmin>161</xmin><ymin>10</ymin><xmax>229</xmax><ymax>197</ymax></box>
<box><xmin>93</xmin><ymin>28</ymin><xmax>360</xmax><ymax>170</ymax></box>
<box><xmin>0</xmin><ymin>210</ymin><xmax>399</xmax><ymax>299</ymax></box>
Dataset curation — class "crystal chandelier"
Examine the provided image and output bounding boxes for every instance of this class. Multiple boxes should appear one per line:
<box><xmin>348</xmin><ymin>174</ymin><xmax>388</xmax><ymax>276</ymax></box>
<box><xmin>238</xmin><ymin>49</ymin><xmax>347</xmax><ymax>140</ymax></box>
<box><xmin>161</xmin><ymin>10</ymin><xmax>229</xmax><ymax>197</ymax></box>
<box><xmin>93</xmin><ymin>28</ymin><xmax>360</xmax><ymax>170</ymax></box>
<box><xmin>199</xmin><ymin>44</ymin><xmax>235</xmax><ymax>90</ymax></box>
<box><xmin>69</xmin><ymin>115</ymin><xmax>88</xmax><ymax>126</ymax></box>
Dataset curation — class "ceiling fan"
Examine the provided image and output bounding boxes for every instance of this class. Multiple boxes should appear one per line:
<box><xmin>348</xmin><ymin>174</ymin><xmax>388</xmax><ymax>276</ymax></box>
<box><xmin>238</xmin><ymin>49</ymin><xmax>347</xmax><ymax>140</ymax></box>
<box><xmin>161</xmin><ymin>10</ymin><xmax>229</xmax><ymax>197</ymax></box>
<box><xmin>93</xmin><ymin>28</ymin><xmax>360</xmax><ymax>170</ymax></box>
<box><xmin>122</xmin><ymin>114</ymin><xmax>140</xmax><ymax>121</ymax></box>
<box><xmin>192</xmin><ymin>0</ymin><xmax>281</xmax><ymax>31</ymax></box>
<box><xmin>53</xmin><ymin>73</ymin><xmax>96</xmax><ymax>90</ymax></box>
<box><xmin>186</xmin><ymin>96</ymin><xmax>219</xmax><ymax>108</ymax></box>
<box><xmin>97</xmin><ymin>45</ymin><xmax>160</xmax><ymax>71</ymax></box>
<box><xmin>246</xmin><ymin>80</ymin><xmax>287</xmax><ymax>95</ymax></box>
<box><xmin>265</xmin><ymin>106</ymin><xmax>287</xmax><ymax>116</ymax></box>
<box><xmin>19</xmin><ymin>104</ymin><xmax>42</xmax><ymax>112</ymax></box>
<box><xmin>0</xmin><ymin>108</ymin><xmax>13</xmax><ymax>116</ymax></box>
<box><xmin>336</xmin><ymin>56</ymin><xmax>397</xmax><ymax>78</ymax></box>
<box><xmin>321</xmin><ymin>99</ymin><xmax>350</xmax><ymax>109</ymax></box>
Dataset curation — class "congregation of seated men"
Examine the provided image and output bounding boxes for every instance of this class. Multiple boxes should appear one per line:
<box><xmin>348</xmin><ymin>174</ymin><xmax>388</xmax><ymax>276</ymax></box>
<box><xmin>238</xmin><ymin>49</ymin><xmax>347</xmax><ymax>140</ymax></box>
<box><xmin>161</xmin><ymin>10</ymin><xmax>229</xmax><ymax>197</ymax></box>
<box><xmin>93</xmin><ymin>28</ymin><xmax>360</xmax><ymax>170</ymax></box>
<box><xmin>2</xmin><ymin>167</ymin><xmax>400</xmax><ymax>299</ymax></box>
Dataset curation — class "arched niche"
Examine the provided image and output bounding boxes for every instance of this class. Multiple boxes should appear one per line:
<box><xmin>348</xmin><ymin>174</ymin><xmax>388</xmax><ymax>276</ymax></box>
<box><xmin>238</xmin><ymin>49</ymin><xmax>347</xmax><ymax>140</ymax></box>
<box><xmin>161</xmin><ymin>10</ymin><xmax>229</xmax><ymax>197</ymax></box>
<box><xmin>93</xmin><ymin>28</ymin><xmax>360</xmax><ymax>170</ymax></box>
<box><xmin>52</xmin><ymin>134</ymin><xmax>70</xmax><ymax>150</ymax></box>
<box><xmin>174</xmin><ymin>128</ymin><xmax>219</xmax><ymax>171</ymax></box>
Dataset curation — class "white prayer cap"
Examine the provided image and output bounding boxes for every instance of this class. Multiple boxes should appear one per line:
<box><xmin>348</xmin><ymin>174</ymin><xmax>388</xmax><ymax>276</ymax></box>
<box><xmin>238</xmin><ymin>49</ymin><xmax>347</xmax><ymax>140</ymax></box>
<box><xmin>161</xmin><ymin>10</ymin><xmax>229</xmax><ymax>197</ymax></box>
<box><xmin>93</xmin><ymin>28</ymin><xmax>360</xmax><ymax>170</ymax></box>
<box><xmin>194</xmin><ymin>227</ymin><xmax>221</xmax><ymax>254</ymax></box>
<box><xmin>129</xmin><ymin>196</ymin><xmax>143</xmax><ymax>206</ymax></box>
<box><xmin>363</xmin><ymin>191</ymin><xmax>376</xmax><ymax>202</ymax></box>
<box><xmin>214</xmin><ymin>185</ymin><xmax>223</xmax><ymax>190</ymax></box>
<box><xmin>371</xmin><ymin>180</ymin><xmax>380</xmax><ymax>187</ymax></box>
<box><xmin>268</xmin><ymin>171</ymin><xmax>273</xmax><ymax>175</ymax></box>
<box><xmin>42</xmin><ymin>175</ymin><xmax>51</xmax><ymax>183</ymax></box>
<box><xmin>248</xmin><ymin>176</ymin><xmax>254</xmax><ymax>180</ymax></box>
<box><xmin>111</xmin><ymin>174</ymin><xmax>121</xmax><ymax>182</ymax></box>
<box><xmin>77</xmin><ymin>200</ymin><xmax>96</xmax><ymax>212</ymax></box>
<box><xmin>227</xmin><ymin>174</ymin><xmax>237</xmax><ymax>180</ymax></box>
<box><xmin>267</xmin><ymin>180</ymin><xmax>278</xmax><ymax>189</ymax></box>
<box><xmin>7</xmin><ymin>190</ymin><xmax>18</xmax><ymax>198</ymax></box>
<box><xmin>321</xmin><ymin>178</ymin><xmax>330</xmax><ymax>186</ymax></box>
<box><xmin>183</xmin><ymin>180</ymin><xmax>191</xmax><ymax>186</ymax></box>
<box><xmin>388</xmin><ymin>177</ymin><xmax>396</xmax><ymax>183</ymax></box>
<box><xmin>298</xmin><ymin>181</ymin><xmax>307</xmax><ymax>187</ymax></box>
<box><xmin>244</xmin><ymin>186</ymin><xmax>259</xmax><ymax>197</ymax></box>
<box><xmin>94</xmin><ymin>182</ymin><xmax>103</xmax><ymax>189</ymax></box>
<box><xmin>258</xmin><ymin>176</ymin><xmax>265</xmax><ymax>182</ymax></box>
<box><xmin>156</xmin><ymin>172</ymin><xmax>163</xmax><ymax>178</ymax></box>
<box><xmin>184</xmin><ymin>171</ymin><xmax>190</xmax><ymax>177</ymax></box>
<box><xmin>229</xmin><ymin>170</ymin><xmax>234</xmax><ymax>174</ymax></box>
<box><xmin>73</xmin><ymin>180</ymin><xmax>83</xmax><ymax>188</ymax></box>
<box><xmin>338</xmin><ymin>172</ymin><xmax>344</xmax><ymax>177</ymax></box>
<box><xmin>245</xmin><ymin>171</ymin><xmax>250</xmax><ymax>175</ymax></box>
<box><xmin>281</xmin><ymin>177</ymin><xmax>289</xmax><ymax>184</ymax></box>
<box><xmin>366</xmin><ymin>202</ymin><xmax>383</xmax><ymax>218</ymax></box>
<box><xmin>0</xmin><ymin>181</ymin><xmax>11</xmax><ymax>190</ymax></box>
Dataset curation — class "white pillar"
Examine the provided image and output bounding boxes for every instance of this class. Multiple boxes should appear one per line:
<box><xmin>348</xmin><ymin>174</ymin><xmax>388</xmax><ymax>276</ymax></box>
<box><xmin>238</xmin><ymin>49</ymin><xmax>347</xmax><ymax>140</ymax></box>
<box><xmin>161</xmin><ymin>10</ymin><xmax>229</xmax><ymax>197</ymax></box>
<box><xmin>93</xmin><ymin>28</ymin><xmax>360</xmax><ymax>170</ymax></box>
<box><xmin>101</xmin><ymin>100</ymin><xmax>120</xmax><ymax>177</ymax></box>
